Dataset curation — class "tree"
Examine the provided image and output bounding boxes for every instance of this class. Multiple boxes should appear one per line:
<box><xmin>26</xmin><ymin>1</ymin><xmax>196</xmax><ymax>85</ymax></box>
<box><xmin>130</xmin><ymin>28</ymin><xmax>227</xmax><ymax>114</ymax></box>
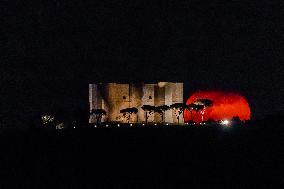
<box><xmin>90</xmin><ymin>109</ymin><xmax>106</xmax><ymax>124</ymax></box>
<box><xmin>186</xmin><ymin>103</ymin><xmax>201</xmax><ymax>122</ymax></box>
<box><xmin>120</xmin><ymin>107</ymin><xmax>138</xmax><ymax>123</ymax></box>
<box><xmin>170</xmin><ymin>103</ymin><xmax>187</xmax><ymax>125</ymax></box>
<box><xmin>155</xmin><ymin>105</ymin><xmax>169</xmax><ymax>123</ymax></box>
<box><xmin>141</xmin><ymin>105</ymin><xmax>155</xmax><ymax>124</ymax></box>
<box><xmin>193</xmin><ymin>99</ymin><xmax>213</xmax><ymax>122</ymax></box>
<box><xmin>194</xmin><ymin>99</ymin><xmax>213</xmax><ymax>107</ymax></box>
<box><xmin>187</xmin><ymin>104</ymin><xmax>205</xmax><ymax>123</ymax></box>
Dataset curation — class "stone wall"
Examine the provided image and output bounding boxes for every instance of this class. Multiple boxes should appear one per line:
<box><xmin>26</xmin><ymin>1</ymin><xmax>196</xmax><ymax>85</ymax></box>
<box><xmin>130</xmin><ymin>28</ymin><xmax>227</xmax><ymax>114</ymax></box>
<box><xmin>89</xmin><ymin>82</ymin><xmax>183</xmax><ymax>124</ymax></box>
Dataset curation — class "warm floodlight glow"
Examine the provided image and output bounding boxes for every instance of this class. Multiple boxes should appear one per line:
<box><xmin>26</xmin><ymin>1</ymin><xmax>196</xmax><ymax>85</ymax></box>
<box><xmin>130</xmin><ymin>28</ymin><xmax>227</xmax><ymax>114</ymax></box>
<box><xmin>154</xmin><ymin>123</ymin><xmax>157</xmax><ymax>126</ymax></box>
<box><xmin>130</xmin><ymin>123</ymin><xmax>133</xmax><ymax>126</ymax></box>
<box><xmin>158</xmin><ymin>82</ymin><xmax>168</xmax><ymax>88</ymax></box>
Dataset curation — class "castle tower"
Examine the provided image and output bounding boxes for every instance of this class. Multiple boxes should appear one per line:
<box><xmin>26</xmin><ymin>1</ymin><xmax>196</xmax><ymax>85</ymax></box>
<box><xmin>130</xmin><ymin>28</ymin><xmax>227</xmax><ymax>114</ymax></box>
<box><xmin>164</xmin><ymin>83</ymin><xmax>184</xmax><ymax>123</ymax></box>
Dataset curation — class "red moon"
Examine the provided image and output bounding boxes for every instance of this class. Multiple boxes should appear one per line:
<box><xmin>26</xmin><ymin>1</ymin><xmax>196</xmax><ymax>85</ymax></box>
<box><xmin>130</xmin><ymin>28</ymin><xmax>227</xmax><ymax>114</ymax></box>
<box><xmin>184</xmin><ymin>91</ymin><xmax>251</xmax><ymax>122</ymax></box>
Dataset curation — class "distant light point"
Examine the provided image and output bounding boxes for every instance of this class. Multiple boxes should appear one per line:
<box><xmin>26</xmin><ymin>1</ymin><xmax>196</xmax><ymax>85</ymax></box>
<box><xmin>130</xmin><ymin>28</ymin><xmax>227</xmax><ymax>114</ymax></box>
<box><xmin>221</xmin><ymin>120</ymin><xmax>230</xmax><ymax>126</ymax></box>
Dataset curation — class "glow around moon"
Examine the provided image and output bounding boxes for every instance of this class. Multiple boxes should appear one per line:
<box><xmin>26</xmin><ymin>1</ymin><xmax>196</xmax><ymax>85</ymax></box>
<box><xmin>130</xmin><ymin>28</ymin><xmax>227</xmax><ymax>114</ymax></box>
<box><xmin>184</xmin><ymin>91</ymin><xmax>251</xmax><ymax>122</ymax></box>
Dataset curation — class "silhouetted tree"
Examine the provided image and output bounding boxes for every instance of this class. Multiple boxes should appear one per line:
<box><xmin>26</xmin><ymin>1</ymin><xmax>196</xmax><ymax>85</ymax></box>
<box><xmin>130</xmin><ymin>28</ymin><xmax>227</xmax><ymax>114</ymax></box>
<box><xmin>186</xmin><ymin>103</ymin><xmax>196</xmax><ymax>122</ymax></box>
<box><xmin>141</xmin><ymin>105</ymin><xmax>155</xmax><ymax>124</ymax></box>
<box><xmin>90</xmin><ymin>109</ymin><xmax>106</xmax><ymax>124</ymax></box>
<box><xmin>192</xmin><ymin>104</ymin><xmax>204</xmax><ymax>122</ymax></box>
<box><xmin>193</xmin><ymin>99</ymin><xmax>213</xmax><ymax>122</ymax></box>
<box><xmin>120</xmin><ymin>107</ymin><xmax>138</xmax><ymax>123</ymax></box>
<box><xmin>155</xmin><ymin>105</ymin><xmax>169</xmax><ymax>123</ymax></box>
<box><xmin>170</xmin><ymin>103</ymin><xmax>187</xmax><ymax>125</ymax></box>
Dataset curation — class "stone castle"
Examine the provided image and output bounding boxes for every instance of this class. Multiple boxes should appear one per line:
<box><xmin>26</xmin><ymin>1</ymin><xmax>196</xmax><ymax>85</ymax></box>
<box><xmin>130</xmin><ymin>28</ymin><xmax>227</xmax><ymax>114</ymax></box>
<box><xmin>89</xmin><ymin>82</ymin><xmax>183</xmax><ymax>124</ymax></box>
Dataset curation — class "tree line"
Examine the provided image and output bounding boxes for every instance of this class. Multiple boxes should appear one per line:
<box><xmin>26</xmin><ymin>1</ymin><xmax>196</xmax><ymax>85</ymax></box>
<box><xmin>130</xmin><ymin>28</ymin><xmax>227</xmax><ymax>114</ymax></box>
<box><xmin>90</xmin><ymin>99</ymin><xmax>213</xmax><ymax>124</ymax></box>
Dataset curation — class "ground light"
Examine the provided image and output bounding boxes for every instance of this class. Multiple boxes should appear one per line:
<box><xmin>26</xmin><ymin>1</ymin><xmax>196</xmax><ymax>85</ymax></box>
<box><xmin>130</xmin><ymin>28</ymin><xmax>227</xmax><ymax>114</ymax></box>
<box><xmin>221</xmin><ymin>119</ymin><xmax>230</xmax><ymax>126</ymax></box>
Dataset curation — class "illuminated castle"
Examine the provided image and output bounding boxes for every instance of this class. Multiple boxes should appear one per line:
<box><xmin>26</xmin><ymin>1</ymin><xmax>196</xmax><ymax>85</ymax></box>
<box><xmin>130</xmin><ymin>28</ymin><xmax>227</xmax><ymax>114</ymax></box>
<box><xmin>89</xmin><ymin>82</ymin><xmax>183</xmax><ymax>124</ymax></box>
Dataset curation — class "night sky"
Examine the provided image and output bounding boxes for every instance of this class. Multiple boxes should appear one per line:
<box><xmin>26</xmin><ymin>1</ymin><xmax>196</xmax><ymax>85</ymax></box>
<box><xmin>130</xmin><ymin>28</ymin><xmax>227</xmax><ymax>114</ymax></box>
<box><xmin>2</xmin><ymin>0</ymin><xmax>284</xmax><ymax>125</ymax></box>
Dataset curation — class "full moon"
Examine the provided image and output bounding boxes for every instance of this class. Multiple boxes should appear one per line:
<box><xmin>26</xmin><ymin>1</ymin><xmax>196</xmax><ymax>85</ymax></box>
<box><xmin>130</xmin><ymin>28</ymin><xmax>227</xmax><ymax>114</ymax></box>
<box><xmin>184</xmin><ymin>91</ymin><xmax>251</xmax><ymax>122</ymax></box>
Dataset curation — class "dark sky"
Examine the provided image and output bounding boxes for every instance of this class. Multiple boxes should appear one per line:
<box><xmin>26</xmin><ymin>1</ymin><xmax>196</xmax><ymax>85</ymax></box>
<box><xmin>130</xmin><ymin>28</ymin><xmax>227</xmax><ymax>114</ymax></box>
<box><xmin>2</xmin><ymin>0</ymin><xmax>284</xmax><ymax>125</ymax></box>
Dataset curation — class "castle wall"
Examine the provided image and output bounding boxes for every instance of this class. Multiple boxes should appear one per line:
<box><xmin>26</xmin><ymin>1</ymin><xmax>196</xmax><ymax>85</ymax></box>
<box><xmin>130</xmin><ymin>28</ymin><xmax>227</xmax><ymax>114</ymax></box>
<box><xmin>154</xmin><ymin>85</ymin><xmax>165</xmax><ymax>122</ymax></box>
<box><xmin>130</xmin><ymin>83</ymin><xmax>143</xmax><ymax>122</ymax></box>
<box><xmin>172</xmin><ymin>83</ymin><xmax>184</xmax><ymax>123</ymax></box>
<box><xmin>89</xmin><ymin>82</ymin><xmax>184</xmax><ymax>124</ymax></box>
<box><xmin>105</xmin><ymin>83</ymin><xmax>130</xmax><ymax>122</ymax></box>
<box><xmin>164</xmin><ymin>84</ymin><xmax>174</xmax><ymax>123</ymax></box>
<box><xmin>89</xmin><ymin>84</ymin><xmax>103</xmax><ymax>123</ymax></box>
<box><xmin>142</xmin><ymin>84</ymin><xmax>155</xmax><ymax>122</ymax></box>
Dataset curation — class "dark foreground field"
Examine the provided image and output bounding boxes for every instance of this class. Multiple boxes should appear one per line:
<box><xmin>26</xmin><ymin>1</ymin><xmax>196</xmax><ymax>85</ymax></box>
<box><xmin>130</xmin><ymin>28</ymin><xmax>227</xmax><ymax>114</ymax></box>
<box><xmin>0</xmin><ymin>124</ymin><xmax>283</xmax><ymax>188</ymax></box>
